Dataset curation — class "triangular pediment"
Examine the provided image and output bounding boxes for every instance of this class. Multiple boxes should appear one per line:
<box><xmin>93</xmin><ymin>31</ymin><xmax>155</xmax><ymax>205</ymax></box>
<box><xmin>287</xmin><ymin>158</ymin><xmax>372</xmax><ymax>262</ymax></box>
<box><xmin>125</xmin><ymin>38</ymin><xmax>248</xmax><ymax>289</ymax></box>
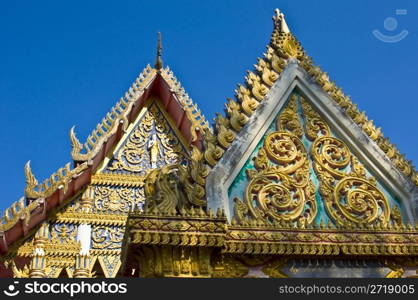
<box><xmin>0</xmin><ymin>63</ymin><xmax>208</xmax><ymax>269</ymax></box>
<box><xmin>205</xmin><ymin>10</ymin><xmax>417</xmax><ymax>227</ymax></box>
<box><xmin>206</xmin><ymin>58</ymin><xmax>417</xmax><ymax>227</ymax></box>
<box><xmin>98</xmin><ymin>98</ymin><xmax>190</xmax><ymax>175</ymax></box>
<box><xmin>227</xmin><ymin>89</ymin><xmax>406</xmax><ymax>227</ymax></box>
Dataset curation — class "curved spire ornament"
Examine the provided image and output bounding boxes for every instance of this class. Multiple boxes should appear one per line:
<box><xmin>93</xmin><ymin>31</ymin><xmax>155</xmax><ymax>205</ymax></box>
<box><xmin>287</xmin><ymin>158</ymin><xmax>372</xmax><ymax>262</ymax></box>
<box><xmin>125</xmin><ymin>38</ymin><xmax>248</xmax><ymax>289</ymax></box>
<box><xmin>70</xmin><ymin>126</ymin><xmax>83</xmax><ymax>159</ymax></box>
<box><xmin>24</xmin><ymin>161</ymin><xmax>38</xmax><ymax>190</ymax></box>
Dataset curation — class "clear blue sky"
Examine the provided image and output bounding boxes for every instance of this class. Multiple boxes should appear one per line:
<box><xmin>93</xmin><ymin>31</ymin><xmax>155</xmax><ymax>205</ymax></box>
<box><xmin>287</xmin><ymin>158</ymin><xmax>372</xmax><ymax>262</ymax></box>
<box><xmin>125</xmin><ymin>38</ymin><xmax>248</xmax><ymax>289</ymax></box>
<box><xmin>0</xmin><ymin>1</ymin><xmax>417</xmax><ymax>210</ymax></box>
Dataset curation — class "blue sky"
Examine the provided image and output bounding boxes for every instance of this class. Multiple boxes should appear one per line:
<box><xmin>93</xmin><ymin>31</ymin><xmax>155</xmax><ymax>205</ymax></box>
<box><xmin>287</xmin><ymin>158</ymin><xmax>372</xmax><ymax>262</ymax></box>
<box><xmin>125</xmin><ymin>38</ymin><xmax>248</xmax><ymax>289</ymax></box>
<box><xmin>0</xmin><ymin>0</ymin><xmax>417</xmax><ymax>210</ymax></box>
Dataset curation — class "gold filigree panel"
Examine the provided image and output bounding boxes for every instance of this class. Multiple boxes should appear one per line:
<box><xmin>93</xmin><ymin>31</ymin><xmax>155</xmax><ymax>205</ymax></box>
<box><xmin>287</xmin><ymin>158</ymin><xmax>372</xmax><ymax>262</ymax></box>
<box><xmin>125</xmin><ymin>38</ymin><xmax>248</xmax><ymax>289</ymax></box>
<box><xmin>105</xmin><ymin>101</ymin><xmax>188</xmax><ymax>174</ymax></box>
<box><xmin>92</xmin><ymin>226</ymin><xmax>124</xmax><ymax>250</ymax></box>
<box><xmin>303</xmin><ymin>97</ymin><xmax>392</xmax><ymax>227</ymax></box>
<box><xmin>234</xmin><ymin>95</ymin><xmax>316</xmax><ymax>225</ymax></box>
<box><xmin>50</xmin><ymin>223</ymin><xmax>77</xmax><ymax>244</ymax></box>
<box><xmin>231</xmin><ymin>92</ymin><xmax>403</xmax><ymax>228</ymax></box>
<box><xmin>93</xmin><ymin>186</ymin><xmax>142</xmax><ymax>213</ymax></box>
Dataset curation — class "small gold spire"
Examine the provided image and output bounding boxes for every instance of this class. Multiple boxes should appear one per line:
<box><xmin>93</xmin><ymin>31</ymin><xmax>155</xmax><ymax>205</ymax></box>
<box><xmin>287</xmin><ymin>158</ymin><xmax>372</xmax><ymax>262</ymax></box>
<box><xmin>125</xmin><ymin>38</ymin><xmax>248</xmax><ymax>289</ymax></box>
<box><xmin>155</xmin><ymin>32</ymin><xmax>163</xmax><ymax>71</ymax></box>
<box><xmin>273</xmin><ymin>8</ymin><xmax>290</xmax><ymax>33</ymax></box>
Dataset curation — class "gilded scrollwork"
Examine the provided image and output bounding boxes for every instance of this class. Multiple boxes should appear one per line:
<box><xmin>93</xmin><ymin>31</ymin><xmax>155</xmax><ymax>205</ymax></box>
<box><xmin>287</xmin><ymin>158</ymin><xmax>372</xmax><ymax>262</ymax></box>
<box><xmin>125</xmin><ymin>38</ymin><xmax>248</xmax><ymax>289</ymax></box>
<box><xmin>92</xmin><ymin>227</ymin><xmax>124</xmax><ymax>250</ymax></box>
<box><xmin>301</xmin><ymin>99</ymin><xmax>330</xmax><ymax>140</ymax></box>
<box><xmin>233</xmin><ymin>96</ymin><xmax>317</xmax><ymax>225</ymax></box>
<box><xmin>244</xmin><ymin>132</ymin><xmax>313</xmax><ymax>223</ymax></box>
<box><xmin>302</xmin><ymin>98</ymin><xmax>392</xmax><ymax>227</ymax></box>
<box><xmin>107</xmin><ymin>102</ymin><xmax>187</xmax><ymax>173</ymax></box>
<box><xmin>277</xmin><ymin>94</ymin><xmax>302</xmax><ymax>138</ymax></box>
<box><xmin>50</xmin><ymin>223</ymin><xmax>77</xmax><ymax>244</ymax></box>
<box><xmin>94</xmin><ymin>186</ymin><xmax>142</xmax><ymax>213</ymax></box>
<box><xmin>231</xmin><ymin>92</ymin><xmax>403</xmax><ymax>229</ymax></box>
<box><xmin>312</xmin><ymin>136</ymin><xmax>351</xmax><ymax>179</ymax></box>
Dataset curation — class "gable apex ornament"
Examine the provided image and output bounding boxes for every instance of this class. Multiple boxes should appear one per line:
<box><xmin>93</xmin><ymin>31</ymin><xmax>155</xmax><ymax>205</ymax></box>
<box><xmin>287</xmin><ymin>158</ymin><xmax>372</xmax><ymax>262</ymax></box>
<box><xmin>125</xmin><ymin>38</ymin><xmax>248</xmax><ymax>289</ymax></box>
<box><xmin>273</xmin><ymin>8</ymin><xmax>290</xmax><ymax>33</ymax></box>
<box><xmin>155</xmin><ymin>32</ymin><xmax>163</xmax><ymax>71</ymax></box>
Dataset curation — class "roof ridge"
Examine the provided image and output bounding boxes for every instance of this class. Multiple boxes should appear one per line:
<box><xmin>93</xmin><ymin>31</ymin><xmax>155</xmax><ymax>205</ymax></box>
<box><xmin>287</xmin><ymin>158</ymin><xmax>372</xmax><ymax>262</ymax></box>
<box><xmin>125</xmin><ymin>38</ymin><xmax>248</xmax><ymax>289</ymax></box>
<box><xmin>70</xmin><ymin>64</ymin><xmax>209</xmax><ymax>161</ymax></box>
<box><xmin>70</xmin><ymin>64</ymin><xmax>157</xmax><ymax>162</ymax></box>
<box><xmin>161</xmin><ymin>66</ymin><xmax>209</xmax><ymax>139</ymax></box>
<box><xmin>202</xmin><ymin>9</ymin><xmax>418</xmax><ymax>187</ymax></box>
<box><xmin>0</xmin><ymin>62</ymin><xmax>210</xmax><ymax>247</ymax></box>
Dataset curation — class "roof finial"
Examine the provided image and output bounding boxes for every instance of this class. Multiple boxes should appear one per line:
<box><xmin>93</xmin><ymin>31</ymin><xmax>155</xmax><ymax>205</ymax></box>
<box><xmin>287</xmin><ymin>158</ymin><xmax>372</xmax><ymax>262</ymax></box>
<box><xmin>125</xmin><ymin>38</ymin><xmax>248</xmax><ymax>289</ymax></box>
<box><xmin>155</xmin><ymin>32</ymin><xmax>163</xmax><ymax>71</ymax></box>
<box><xmin>273</xmin><ymin>9</ymin><xmax>290</xmax><ymax>33</ymax></box>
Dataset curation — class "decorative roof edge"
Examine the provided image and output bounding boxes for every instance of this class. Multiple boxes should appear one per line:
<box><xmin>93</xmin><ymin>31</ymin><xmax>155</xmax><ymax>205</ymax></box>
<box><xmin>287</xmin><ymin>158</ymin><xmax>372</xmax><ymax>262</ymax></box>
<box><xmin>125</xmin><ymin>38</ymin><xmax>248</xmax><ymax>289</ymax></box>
<box><xmin>1</xmin><ymin>62</ymin><xmax>210</xmax><ymax>244</ymax></box>
<box><xmin>160</xmin><ymin>66</ymin><xmax>209</xmax><ymax>136</ymax></box>
<box><xmin>202</xmin><ymin>8</ymin><xmax>418</xmax><ymax>187</ymax></box>
<box><xmin>70</xmin><ymin>64</ymin><xmax>209</xmax><ymax>163</ymax></box>
<box><xmin>70</xmin><ymin>64</ymin><xmax>156</xmax><ymax>162</ymax></box>
<box><xmin>24</xmin><ymin>161</ymin><xmax>89</xmax><ymax>199</ymax></box>
<box><xmin>125</xmin><ymin>208</ymin><xmax>418</xmax><ymax>257</ymax></box>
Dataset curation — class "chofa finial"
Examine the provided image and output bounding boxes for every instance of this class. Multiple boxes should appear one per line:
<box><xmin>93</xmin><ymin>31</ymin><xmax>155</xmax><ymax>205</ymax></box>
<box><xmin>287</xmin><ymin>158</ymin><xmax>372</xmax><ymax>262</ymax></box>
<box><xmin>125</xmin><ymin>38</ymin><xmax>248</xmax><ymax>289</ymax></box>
<box><xmin>155</xmin><ymin>32</ymin><xmax>163</xmax><ymax>71</ymax></box>
<box><xmin>273</xmin><ymin>8</ymin><xmax>290</xmax><ymax>33</ymax></box>
<box><xmin>24</xmin><ymin>160</ymin><xmax>38</xmax><ymax>188</ymax></box>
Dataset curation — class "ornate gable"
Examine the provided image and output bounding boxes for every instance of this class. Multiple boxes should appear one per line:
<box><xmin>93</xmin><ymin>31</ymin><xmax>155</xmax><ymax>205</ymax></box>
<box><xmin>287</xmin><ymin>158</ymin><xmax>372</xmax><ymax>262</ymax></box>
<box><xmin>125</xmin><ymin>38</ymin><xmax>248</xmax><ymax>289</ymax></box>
<box><xmin>89</xmin><ymin>97</ymin><xmax>192</xmax><ymax>216</ymax></box>
<box><xmin>100</xmin><ymin>99</ymin><xmax>190</xmax><ymax>175</ymax></box>
<box><xmin>0</xmin><ymin>34</ymin><xmax>209</xmax><ymax>277</ymax></box>
<box><xmin>2</xmin><ymin>10</ymin><xmax>418</xmax><ymax>279</ymax></box>
<box><xmin>122</xmin><ymin>10</ymin><xmax>418</xmax><ymax>279</ymax></box>
<box><xmin>228</xmin><ymin>91</ymin><xmax>405</xmax><ymax>228</ymax></box>
<box><xmin>205</xmin><ymin>9</ymin><xmax>418</xmax><ymax>224</ymax></box>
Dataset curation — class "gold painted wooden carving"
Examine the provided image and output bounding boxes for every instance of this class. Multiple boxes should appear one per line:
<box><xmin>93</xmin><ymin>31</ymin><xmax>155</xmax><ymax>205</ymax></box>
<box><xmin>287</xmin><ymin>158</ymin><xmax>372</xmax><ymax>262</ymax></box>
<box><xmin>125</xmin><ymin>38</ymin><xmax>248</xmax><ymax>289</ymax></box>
<box><xmin>232</xmin><ymin>93</ymin><xmax>403</xmax><ymax>229</ymax></box>
<box><xmin>302</xmin><ymin>99</ymin><xmax>392</xmax><ymax>227</ymax></box>
<box><xmin>234</xmin><ymin>96</ymin><xmax>316</xmax><ymax>225</ymax></box>
<box><xmin>92</xmin><ymin>227</ymin><xmax>124</xmax><ymax>250</ymax></box>
<box><xmin>107</xmin><ymin>103</ymin><xmax>186</xmax><ymax>173</ymax></box>
<box><xmin>135</xmin><ymin>246</ymin><xmax>212</xmax><ymax>278</ymax></box>
<box><xmin>201</xmin><ymin>9</ymin><xmax>418</xmax><ymax>190</ymax></box>
<box><xmin>94</xmin><ymin>186</ymin><xmax>141</xmax><ymax>213</ymax></box>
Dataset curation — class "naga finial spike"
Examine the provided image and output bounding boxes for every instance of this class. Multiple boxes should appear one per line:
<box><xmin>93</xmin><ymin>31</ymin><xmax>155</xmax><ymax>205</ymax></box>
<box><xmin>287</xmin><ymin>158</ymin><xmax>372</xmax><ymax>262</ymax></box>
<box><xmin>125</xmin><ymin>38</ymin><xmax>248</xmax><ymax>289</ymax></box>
<box><xmin>154</xmin><ymin>32</ymin><xmax>163</xmax><ymax>71</ymax></box>
<box><xmin>25</xmin><ymin>160</ymin><xmax>38</xmax><ymax>187</ymax></box>
<box><xmin>70</xmin><ymin>126</ymin><xmax>82</xmax><ymax>150</ymax></box>
<box><xmin>70</xmin><ymin>126</ymin><xmax>84</xmax><ymax>162</ymax></box>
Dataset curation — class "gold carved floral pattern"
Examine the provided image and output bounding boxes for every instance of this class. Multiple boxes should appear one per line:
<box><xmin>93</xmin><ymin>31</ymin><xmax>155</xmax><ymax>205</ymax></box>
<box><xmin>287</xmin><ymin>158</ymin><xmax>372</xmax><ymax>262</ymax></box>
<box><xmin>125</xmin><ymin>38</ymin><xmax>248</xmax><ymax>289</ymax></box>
<box><xmin>92</xmin><ymin>226</ymin><xmax>124</xmax><ymax>250</ymax></box>
<box><xmin>233</xmin><ymin>93</ymin><xmax>400</xmax><ymax>228</ymax></box>
<box><xmin>50</xmin><ymin>223</ymin><xmax>77</xmax><ymax>244</ymax></box>
<box><xmin>106</xmin><ymin>102</ymin><xmax>187</xmax><ymax>174</ymax></box>
<box><xmin>94</xmin><ymin>186</ymin><xmax>142</xmax><ymax>213</ymax></box>
<box><xmin>234</xmin><ymin>95</ymin><xmax>317</xmax><ymax>225</ymax></box>
<box><xmin>302</xmin><ymin>98</ymin><xmax>392</xmax><ymax>226</ymax></box>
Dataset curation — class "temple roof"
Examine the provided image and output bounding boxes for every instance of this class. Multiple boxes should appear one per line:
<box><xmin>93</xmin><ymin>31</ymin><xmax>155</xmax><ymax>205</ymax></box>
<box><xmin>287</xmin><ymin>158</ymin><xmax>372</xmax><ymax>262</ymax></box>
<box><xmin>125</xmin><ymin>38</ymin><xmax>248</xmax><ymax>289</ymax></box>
<box><xmin>203</xmin><ymin>9</ymin><xmax>418</xmax><ymax>187</ymax></box>
<box><xmin>1</xmin><ymin>9</ymin><xmax>417</xmax><ymax>258</ymax></box>
<box><xmin>0</xmin><ymin>38</ymin><xmax>208</xmax><ymax>255</ymax></box>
